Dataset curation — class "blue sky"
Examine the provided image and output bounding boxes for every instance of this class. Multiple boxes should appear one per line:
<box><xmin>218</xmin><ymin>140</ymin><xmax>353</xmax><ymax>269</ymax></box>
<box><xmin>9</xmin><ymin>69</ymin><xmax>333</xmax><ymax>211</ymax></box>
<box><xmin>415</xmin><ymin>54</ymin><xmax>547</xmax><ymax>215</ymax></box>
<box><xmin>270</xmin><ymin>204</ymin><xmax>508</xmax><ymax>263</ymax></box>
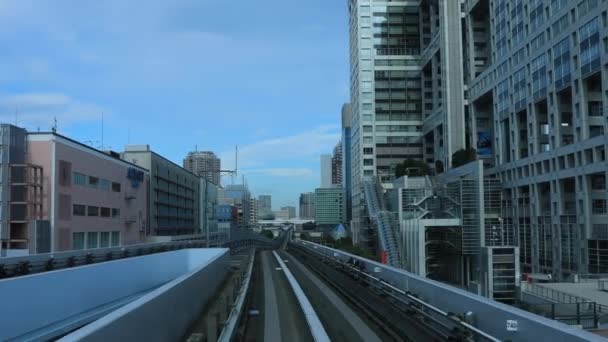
<box><xmin>0</xmin><ymin>0</ymin><xmax>349</xmax><ymax>210</ymax></box>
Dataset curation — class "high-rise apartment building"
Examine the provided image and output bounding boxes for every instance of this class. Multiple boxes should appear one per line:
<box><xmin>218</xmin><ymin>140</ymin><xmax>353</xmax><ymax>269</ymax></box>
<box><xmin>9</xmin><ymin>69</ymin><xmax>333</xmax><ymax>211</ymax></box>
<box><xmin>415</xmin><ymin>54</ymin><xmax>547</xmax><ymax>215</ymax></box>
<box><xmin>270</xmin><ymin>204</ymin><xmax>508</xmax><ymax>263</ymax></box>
<box><xmin>258</xmin><ymin>195</ymin><xmax>272</xmax><ymax>219</ymax></box>
<box><xmin>183</xmin><ymin>151</ymin><xmax>221</xmax><ymax>186</ymax></box>
<box><xmin>299</xmin><ymin>192</ymin><xmax>315</xmax><ymax>220</ymax></box>
<box><xmin>320</xmin><ymin>154</ymin><xmax>332</xmax><ymax>188</ymax></box>
<box><xmin>332</xmin><ymin>142</ymin><xmax>343</xmax><ymax>186</ymax></box>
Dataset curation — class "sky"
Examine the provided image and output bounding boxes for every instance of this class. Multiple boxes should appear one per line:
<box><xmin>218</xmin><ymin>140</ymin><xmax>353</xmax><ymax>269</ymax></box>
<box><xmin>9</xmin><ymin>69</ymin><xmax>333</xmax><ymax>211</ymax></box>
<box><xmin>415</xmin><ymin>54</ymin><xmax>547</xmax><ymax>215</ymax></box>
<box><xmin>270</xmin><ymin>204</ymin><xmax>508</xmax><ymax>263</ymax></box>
<box><xmin>0</xmin><ymin>0</ymin><xmax>349</xmax><ymax>210</ymax></box>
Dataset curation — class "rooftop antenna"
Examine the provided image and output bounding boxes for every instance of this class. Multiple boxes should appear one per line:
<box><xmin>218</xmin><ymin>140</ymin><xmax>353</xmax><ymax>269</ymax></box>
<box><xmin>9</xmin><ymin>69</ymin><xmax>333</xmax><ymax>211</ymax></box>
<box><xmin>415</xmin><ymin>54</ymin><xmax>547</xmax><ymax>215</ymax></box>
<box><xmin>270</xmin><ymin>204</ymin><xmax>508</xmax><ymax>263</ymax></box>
<box><xmin>232</xmin><ymin>145</ymin><xmax>238</xmax><ymax>185</ymax></box>
<box><xmin>52</xmin><ymin>117</ymin><xmax>57</xmax><ymax>133</ymax></box>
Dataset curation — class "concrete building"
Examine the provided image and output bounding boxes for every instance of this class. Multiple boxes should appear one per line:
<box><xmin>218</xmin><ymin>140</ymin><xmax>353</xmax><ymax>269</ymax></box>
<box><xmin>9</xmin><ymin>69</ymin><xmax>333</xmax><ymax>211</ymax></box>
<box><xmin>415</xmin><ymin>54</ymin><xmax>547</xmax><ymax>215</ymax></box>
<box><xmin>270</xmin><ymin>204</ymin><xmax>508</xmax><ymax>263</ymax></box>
<box><xmin>250</xmin><ymin>197</ymin><xmax>258</xmax><ymax>225</ymax></box>
<box><xmin>332</xmin><ymin>142</ymin><xmax>342</xmax><ymax>186</ymax></box>
<box><xmin>280</xmin><ymin>206</ymin><xmax>296</xmax><ymax>219</ymax></box>
<box><xmin>387</xmin><ymin>162</ymin><xmax>519</xmax><ymax>303</ymax></box>
<box><xmin>123</xmin><ymin>145</ymin><xmax>199</xmax><ymax>236</ymax></box>
<box><xmin>274</xmin><ymin>208</ymin><xmax>290</xmax><ymax>220</ymax></box>
<box><xmin>258</xmin><ymin>194</ymin><xmax>272</xmax><ymax>220</ymax></box>
<box><xmin>347</xmin><ymin>0</ymin><xmax>608</xmax><ymax>282</ymax></box>
<box><xmin>299</xmin><ymin>192</ymin><xmax>315</xmax><ymax>220</ymax></box>
<box><xmin>219</xmin><ymin>184</ymin><xmax>251</xmax><ymax>229</ymax></box>
<box><xmin>347</xmin><ymin>0</ymin><xmax>425</xmax><ymax>247</ymax></box>
<box><xmin>464</xmin><ymin>0</ymin><xmax>608</xmax><ymax>280</ymax></box>
<box><xmin>0</xmin><ymin>125</ymin><xmax>42</xmax><ymax>256</ymax></box>
<box><xmin>183</xmin><ymin>151</ymin><xmax>221</xmax><ymax>186</ymax></box>
<box><xmin>315</xmin><ymin>188</ymin><xmax>346</xmax><ymax>226</ymax></box>
<box><xmin>22</xmin><ymin>133</ymin><xmax>150</xmax><ymax>253</ymax></box>
<box><xmin>320</xmin><ymin>154</ymin><xmax>332</xmax><ymax>188</ymax></box>
<box><xmin>341</xmin><ymin>103</ymin><xmax>353</xmax><ymax>224</ymax></box>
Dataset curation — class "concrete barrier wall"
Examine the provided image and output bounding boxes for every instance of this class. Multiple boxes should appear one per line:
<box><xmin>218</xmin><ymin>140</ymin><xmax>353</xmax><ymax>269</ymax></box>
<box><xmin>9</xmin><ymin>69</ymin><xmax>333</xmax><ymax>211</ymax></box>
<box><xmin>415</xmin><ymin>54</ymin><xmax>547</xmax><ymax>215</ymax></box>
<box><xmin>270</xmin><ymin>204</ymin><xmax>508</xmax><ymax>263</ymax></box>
<box><xmin>61</xmin><ymin>249</ymin><xmax>230</xmax><ymax>342</ymax></box>
<box><xmin>296</xmin><ymin>241</ymin><xmax>603</xmax><ymax>342</ymax></box>
<box><xmin>0</xmin><ymin>248</ymin><xmax>228</xmax><ymax>341</ymax></box>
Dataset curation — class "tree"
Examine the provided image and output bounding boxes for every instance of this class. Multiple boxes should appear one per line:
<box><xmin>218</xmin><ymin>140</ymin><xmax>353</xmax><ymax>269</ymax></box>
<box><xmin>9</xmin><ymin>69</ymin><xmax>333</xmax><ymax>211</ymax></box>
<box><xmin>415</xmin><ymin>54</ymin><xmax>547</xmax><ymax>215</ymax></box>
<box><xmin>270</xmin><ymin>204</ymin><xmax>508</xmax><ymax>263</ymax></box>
<box><xmin>452</xmin><ymin>148</ymin><xmax>477</xmax><ymax>168</ymax></box>
<box><xmin>395</xmin><ymin>159</ymin><xmax>431</xmax><ymax>178</ymax></box>
<box><xmin>260</xmin><ymin>230</ymin><xmax>274</xmax><ymax>240</ymax></box>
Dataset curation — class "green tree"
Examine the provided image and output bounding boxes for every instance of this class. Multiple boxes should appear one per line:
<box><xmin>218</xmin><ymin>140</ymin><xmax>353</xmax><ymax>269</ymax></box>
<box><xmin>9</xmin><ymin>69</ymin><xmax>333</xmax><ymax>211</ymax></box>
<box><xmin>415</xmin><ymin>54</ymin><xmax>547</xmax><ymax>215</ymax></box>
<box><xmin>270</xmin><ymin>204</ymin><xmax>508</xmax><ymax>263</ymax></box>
<box><xmin>395</xmin><ymin>159</ymin><xmax>431</xmax><ymax>178</ymax></box>
<box><xmin>452</xmin><ymin>148</ymin><xmax>477</xmax><ymax>168</ymax></box>
<box><xmin>260</xmin><ymin>230</ymin><xmax>274</xmax><ymax>240</ymax></box>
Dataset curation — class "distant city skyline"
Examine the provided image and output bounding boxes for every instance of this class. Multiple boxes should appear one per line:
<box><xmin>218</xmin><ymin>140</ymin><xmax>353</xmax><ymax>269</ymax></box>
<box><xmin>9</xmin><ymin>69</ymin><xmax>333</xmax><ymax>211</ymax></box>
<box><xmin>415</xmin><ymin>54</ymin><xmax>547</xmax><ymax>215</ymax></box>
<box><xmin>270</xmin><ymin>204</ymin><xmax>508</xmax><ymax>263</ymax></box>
<box><xmin>0</xmin><ymin>0</ymin><xmax>348</xmax><ymax>209</ymax></box>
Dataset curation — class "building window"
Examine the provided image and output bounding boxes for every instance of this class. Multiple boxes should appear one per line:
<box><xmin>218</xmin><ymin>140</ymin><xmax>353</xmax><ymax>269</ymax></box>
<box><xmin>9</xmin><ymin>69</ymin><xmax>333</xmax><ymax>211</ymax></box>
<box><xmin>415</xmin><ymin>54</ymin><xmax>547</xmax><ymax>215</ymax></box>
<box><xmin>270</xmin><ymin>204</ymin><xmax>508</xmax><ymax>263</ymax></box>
<box><xmin>112</xmin><ymin>208</ymin><xmax>120</xmax><ymax>218</ymax></box>
<box><xmin>88</xmin><ymin>176</ymin><xmax>99</xmax><ymax>188</ymax></box>
<box><xmin>73</xmin><ymin>204</ymin><xmax>86</xmax><ymax>216</ymax></box>
<box><xmin>87</xmin><ymin>206</ymin><xmax>99</xmax><ymax>217</ymax></box>
<box><xmin>100</xmin><ymin>207</ymin><xmax>111</xmax><ymax>217</ymax></box>
<box><xmin>363</xmin><ymin>147</ymin><xmax>374</xmax><ymax>154</ymax></box>
<box><xmin>73</xmin><ymin>172</ymin><xmax>87</xmax><ymax>186</ymax></box>
<box><xmin>99</xmin><ymin>232</ymin><xmax>110</xmax><ymax>248</ymax></box>
<box><xmin>580</xmin><ymin>17</ymin><xmax>600</xmax><ymax>75</ymax></box>
<box><xmin>592</xmin><ymin>200</ymin><xmax>607</xmax><ymax>214</ymax></box>
<box><xmin>363</xmin><ymin>159</ymin><xmax>374</xmax><ymax>166</ymax></box>
<box><xmin>111</xmin><ymin>231</ymin><xmax>120</xmax><ymax>247</ymax></box>
<box><xmin>99</xmin><ymin>179</ymin><xmax>111</xmax><ymax>191</ymax></box>
<box><xmin>72</xmin><ymin>232</ymin><xmax>85</xmax><ymax>250</ymax></box>
<box><xmin>112</xmin><ymin>182</ymin><xmax>121</xmax><ymax>192</ymax></box>
<box><xmin>87</xmin><ymin>232</ymin><xmax>99</xmax><ymax>249</ymax></box>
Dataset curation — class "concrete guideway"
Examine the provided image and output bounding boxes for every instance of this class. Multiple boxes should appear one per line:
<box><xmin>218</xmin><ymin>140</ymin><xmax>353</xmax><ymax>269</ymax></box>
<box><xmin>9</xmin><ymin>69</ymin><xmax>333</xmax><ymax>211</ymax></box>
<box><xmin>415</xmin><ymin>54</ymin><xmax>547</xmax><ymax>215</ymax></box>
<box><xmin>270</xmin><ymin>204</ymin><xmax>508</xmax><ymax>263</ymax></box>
<box><xmin>258</xmin><ymin>251</ymin><xmax>314</xmax><ymax>342</ymax></box>
<box><xmin>272</xmin><ymin>251</ymin><xmax>331</xmax><ymax>342</ymax></box>
<box><xmin>277</xmin><ymin>250</ymin><xmax>384</xmax><ymax>342</ymax></box>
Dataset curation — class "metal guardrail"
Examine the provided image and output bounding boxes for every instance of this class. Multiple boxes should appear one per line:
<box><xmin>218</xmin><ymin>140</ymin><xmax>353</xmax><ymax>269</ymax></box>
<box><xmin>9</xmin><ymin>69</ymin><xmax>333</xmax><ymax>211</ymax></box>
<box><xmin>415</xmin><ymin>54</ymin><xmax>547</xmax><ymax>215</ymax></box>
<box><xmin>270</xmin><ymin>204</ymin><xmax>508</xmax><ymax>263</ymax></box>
<box><xmin>521</xmin><ymin>282</ymin><xmax>589</xmax><ymax>305</ymax></box>
<box><xmin>0</xmin><ymin>231</ymin><xmax>280</xmax><ymax>280</ymax></box>
<box><xmin>295</xmin><ymin>240</ymin><xmax>606</xmax><ymax>342</ymax></box>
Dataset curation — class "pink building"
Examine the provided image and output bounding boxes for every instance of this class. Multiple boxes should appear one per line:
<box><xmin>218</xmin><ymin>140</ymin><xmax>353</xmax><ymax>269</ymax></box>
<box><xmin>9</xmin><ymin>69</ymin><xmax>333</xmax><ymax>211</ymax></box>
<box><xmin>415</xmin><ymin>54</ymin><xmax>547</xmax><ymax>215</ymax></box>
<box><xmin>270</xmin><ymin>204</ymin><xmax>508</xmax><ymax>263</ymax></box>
<box><xmin>27</xmin><ymin>133</ymin><xmax>149</xmax><ymax>252</ymax></box>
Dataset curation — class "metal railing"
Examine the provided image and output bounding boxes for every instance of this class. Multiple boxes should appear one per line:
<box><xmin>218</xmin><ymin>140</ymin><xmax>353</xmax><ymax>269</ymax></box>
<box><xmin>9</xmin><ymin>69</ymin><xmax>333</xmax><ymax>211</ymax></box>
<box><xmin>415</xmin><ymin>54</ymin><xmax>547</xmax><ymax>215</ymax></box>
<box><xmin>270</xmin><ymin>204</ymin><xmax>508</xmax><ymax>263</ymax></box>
<box><xmin>521</xmin><ymin>282</ymin><xmax>589</xmax><ymax>304</ymax></box>
<box><xmin>362</xmin><ymin>177</ymin><xmax>401</xmax><ymax>267</ymax></box>
<box><xmin>0</xmin><ymin>231</ymin><xmax>280</xmax><ymax>280</ymax></box>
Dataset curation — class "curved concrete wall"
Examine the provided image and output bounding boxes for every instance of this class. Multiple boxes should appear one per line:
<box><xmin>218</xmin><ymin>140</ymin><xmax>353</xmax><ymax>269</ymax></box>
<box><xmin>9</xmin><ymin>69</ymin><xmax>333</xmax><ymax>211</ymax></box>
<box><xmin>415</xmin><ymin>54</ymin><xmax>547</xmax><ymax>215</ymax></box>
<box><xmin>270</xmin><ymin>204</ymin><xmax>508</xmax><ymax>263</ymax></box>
<box><xmin>61</xmin><ymin>249</ymin><xmax>229</xmax><ymax>341</ymax></box>
<box><xmin>0</xmin><ymin>248</ymin><xmax>228</xmax><ymax>341</ymax></box>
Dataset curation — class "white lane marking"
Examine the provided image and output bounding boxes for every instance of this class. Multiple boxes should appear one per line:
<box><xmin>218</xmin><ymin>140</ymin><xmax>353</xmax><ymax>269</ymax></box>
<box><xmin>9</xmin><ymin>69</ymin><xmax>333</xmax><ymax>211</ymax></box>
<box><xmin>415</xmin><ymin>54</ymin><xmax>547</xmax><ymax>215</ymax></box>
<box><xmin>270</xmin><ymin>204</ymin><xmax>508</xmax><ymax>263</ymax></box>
<box><xmin>272</xmin><ymin>251</ymin><xmax>331</xmax><ymax>342</ymax></box>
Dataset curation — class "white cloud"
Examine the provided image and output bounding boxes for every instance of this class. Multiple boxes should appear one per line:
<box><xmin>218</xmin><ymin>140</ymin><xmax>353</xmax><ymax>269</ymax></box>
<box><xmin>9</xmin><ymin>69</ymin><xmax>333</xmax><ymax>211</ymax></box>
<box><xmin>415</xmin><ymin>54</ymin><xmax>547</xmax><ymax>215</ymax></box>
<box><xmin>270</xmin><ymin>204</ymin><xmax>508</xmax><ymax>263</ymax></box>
<box><xmin>221</xmin><ymin>124</ymin><xmax>340</xmax><ymax>169</ymax></box>
<box><xmin>0</xmin><ymin>92</ymin><xmax>107</xmax><ymax>130</ymax></box>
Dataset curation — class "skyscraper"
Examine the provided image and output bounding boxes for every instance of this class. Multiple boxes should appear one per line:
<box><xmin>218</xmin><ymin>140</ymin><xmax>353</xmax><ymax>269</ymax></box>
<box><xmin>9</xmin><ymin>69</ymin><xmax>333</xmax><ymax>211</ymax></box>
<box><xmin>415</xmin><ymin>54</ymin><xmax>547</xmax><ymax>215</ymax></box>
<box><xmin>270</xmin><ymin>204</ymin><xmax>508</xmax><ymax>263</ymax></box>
<box><xmin>347</xmin><ymin>0</ymin><xmax>608</xmax><ymax>281</ymax></box>
<box><xmin>183</xmin><ymin>151</ymin><xmax>221</xmax><ymax>185</ymax></box>
<box><xmin>320</xmin><ymin>154</ymin><xmax>332</xmax><ymax>188</ymax></box>
<box><xmin>341</xmin><ymin>104</ymin><xmax>353</xmax><ymax>223</ymax></box>
<box><xmin>331</xmin><ymin>141</ymin><xmax>342</xmax><ymax>186</ymax></box>
<box><xmin>299</xmin><ymin>192</ymin><xmax>315</xmax><ymax>220</ymax></box>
